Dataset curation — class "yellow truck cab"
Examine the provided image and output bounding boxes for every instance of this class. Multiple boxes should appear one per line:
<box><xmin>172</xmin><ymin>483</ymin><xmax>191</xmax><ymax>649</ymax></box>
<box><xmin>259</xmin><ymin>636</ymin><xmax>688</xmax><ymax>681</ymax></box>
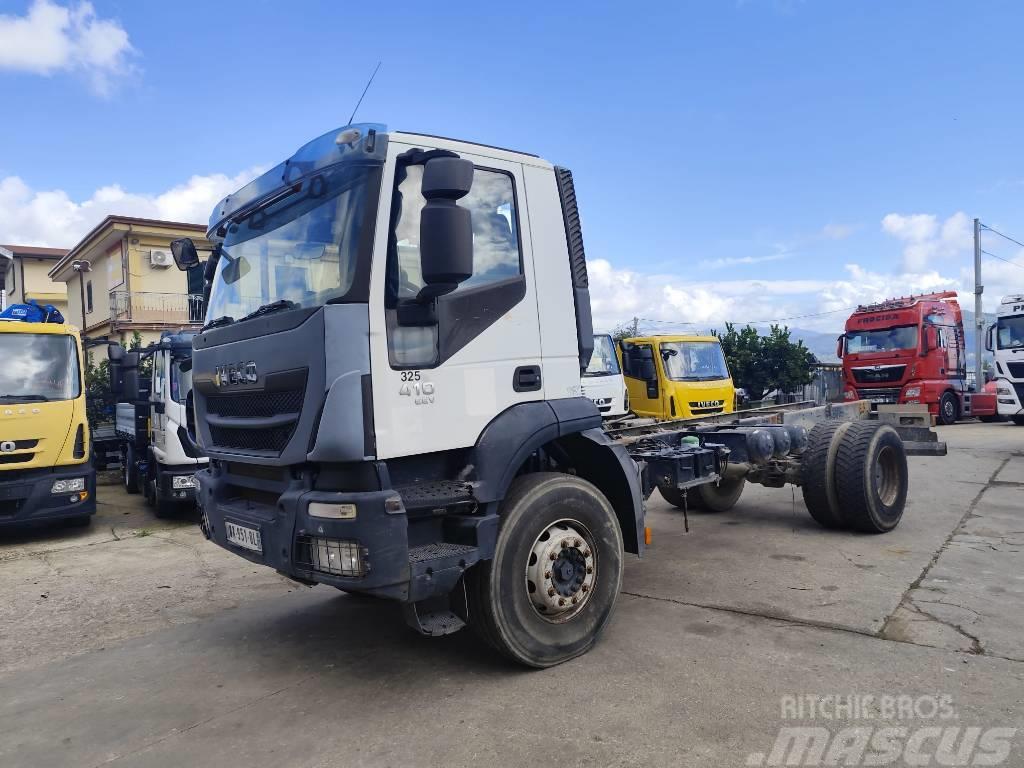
<box><xmin>619</xmin><ymin>335</ymin><xmax>735</xmax><ymax>420</ymax></box>
<box><xmin>0</xmin><ymin>302</ymin><xmax>95</xmax><ymax>527</ymax></box>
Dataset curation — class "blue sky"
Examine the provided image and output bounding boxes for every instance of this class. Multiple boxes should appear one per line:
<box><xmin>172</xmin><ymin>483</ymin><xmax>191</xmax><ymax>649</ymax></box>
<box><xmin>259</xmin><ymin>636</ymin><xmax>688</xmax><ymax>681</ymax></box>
<box><xmin>2</xmin><ymin>0</ymin><xmax>1023</xmax><ymax>331</ymax></box>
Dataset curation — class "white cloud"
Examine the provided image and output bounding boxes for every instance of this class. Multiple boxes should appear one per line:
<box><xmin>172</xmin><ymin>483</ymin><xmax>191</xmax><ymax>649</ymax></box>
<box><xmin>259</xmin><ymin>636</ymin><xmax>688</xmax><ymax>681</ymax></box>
<box><xmin>0</xmin><ymin>0</ymin><xmax>136</xmax><ymax>96</ymax></box>
<box><xmin>699</xmin><ymin>252</ymin><xmax>789</xmax><ymax>269</ymax></box>
<box><xmin>0</xmin><ymin>168</ymin><xmax>266</xmax><ymax>247</ymax></box>
<box><xmin>821</xmin><ymin>223</ymin><xmax>854</xmax><ymax>240</ymax></box>
<box><xmin>881</xmin><ymin>211</ymin><xmax>972</xmax><ymax>272</ymax></box>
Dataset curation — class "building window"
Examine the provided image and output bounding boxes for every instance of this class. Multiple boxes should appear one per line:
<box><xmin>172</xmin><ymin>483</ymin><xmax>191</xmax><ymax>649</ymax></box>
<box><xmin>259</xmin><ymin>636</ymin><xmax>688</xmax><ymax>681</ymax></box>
<box><xmin>86</xmin><ymin>280</ymin><xmax>93</xmax><ymax>313</ymax></box>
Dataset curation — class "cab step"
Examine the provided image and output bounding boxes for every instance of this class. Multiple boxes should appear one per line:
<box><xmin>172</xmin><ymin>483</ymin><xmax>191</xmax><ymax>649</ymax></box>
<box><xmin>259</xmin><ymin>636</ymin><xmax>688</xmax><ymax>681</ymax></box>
<box><xmin>396</xmin><ymin>480</ymin><xmax>475</xmax><ymax>514</ymax></box>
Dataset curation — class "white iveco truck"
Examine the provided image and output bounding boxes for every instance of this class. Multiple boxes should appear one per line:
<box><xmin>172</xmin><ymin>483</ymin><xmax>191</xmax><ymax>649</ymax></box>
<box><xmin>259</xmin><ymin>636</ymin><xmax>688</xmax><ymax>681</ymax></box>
<box><xmin>169</xmin><ymin>123</ymin><xmax>943</xmax><ymax>667</ymax></box>
<box><xmin>988</xmin><ymin>294</ymin><xmax>1024</xmax><ymax>424</ymax></box>
<box><xmin>582</xmin><ymin>332</ymin><xmax>629</xmax><ymax>417</ymax></box>
<box><xmin>109</xmin><ymin>332</ymin><xmax>207</xmax><ymax>514</ymax></box>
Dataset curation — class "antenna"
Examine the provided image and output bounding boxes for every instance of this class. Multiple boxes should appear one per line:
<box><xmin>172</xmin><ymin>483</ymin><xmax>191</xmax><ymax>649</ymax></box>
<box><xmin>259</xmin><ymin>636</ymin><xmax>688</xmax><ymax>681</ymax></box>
<box><xmin>347</xmin><ymin>61</ymin><xmax>382</xmax><ymax>126</ymax></box>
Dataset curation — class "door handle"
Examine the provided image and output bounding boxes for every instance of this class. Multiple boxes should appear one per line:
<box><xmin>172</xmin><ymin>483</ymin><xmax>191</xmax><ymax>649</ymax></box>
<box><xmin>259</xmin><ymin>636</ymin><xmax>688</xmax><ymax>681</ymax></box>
<box><xmin>513</xmin><ymin>365</ymin><xmax>542</xmax><ymax>392</ymax></box>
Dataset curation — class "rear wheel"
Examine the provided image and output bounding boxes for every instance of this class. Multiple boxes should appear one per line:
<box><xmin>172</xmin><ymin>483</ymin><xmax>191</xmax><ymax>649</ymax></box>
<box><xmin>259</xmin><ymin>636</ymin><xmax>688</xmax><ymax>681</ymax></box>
<box><xmin>938</xmin><ymin>391</ymin><xmax>959</xmax><ymax>425</ymax></box>
<box><xmin>467</xmin><ymin>473</ymin><xmax>623</xmax><ymax>668</ymax></box>
<box><xmin>801</xmin><ymin>421</ymin><xmax>851</xmax><ymax>529</ymax></box>
<box><xmin>695</xmin><ymin>475</ymin><xmax>745</xmax><ymax>512</ymax></box>
<box><xmin>123</xmin><ymin>444</ymin><xmax>140</xmax><ymax>494</ymax></box>
<box><xmin>834</xmin><ymin>421</ymin><xmax>908</xmax><ymax>533</ymax></box>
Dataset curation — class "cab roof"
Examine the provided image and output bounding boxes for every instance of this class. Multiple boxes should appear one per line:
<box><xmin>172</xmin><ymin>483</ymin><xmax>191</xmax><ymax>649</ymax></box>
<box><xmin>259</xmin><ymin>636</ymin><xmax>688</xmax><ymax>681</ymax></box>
<box><xmin>623</xmin><ymin>335</ymin><xmax>721</xmax><ymax>344</ymax></box>
<box><xmin>0</xmin><ymin>320</ymin><xmax>79</xmax><ymax>336</ymax></box>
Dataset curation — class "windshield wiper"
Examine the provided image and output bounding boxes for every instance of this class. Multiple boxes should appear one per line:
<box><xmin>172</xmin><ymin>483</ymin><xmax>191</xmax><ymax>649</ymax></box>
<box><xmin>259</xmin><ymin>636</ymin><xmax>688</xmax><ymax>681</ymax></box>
<box><xmin>0</xmin><ymin>394</ymin><xmax>50</xmax><ymax>401</ymax></box>
<box><xmin>203</xmin><ymin>315</ymin><xmax>235</xmax><ymax>331</ymax></box>
<box><xmin>240</xmin><ymin>299</ymin><xmax>296</xmax><ymax>322</ymax></box>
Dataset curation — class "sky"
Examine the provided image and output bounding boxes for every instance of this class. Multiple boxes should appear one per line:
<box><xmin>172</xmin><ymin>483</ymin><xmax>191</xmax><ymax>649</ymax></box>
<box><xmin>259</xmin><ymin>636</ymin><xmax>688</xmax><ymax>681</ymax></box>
<box><xmin>1</xmin><ymin>0</ymin><xmax>1023</xmax><ymax>334</ymax></box>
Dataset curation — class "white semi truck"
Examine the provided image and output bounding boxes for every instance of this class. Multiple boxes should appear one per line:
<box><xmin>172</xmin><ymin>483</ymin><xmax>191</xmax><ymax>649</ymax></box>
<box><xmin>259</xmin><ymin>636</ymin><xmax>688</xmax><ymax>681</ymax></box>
<box><xmin>167</xmin><ymin>123</ymin><xmax>944</xmax><ymax>667</ymax></box>
<box><xmin>988</xmin><ymin>294</ymin><xmax>1024</xmax><ymax>424</ymax></box>
<box><xmin>109</xmin><ymin>332</ymin><xmax>207</xmax><ymax>514</ymax></box>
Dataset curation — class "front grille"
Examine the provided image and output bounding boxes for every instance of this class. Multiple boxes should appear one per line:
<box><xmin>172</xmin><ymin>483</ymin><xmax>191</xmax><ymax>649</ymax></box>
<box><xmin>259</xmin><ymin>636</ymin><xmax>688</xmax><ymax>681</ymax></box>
<box><xmin>206</xmin><ymin>389</ymin><xmax>303</xmax><ymax>418</ymax></box>
<box><xmin>852</xmin><ymin>365</ymin><xmax>906</xmax><ymax>384</ymax></box>
<box><xmin>209</xmin><ymin>425</ymin><xmax>293</xmax><ymax>453</ymax></box>
<box><xmin>856</xmin><ymin>387</ymin><xmax>901</xmax><ymax>403</ymax></box>
<box><xmin>0</xmin><ymin>454</ymin><xmax>33</xmax><ymax>465</ymax></box>
<box><xmin>1007</xmin><ymin>361</ymin><xmax>1024</xmax><ymax>378</ymax></box>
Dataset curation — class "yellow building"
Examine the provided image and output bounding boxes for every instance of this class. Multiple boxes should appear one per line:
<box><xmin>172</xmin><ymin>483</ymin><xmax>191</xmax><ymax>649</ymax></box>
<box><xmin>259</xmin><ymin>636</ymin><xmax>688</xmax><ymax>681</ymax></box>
<box><xmin>0</xmin><ymin>244</ymin><xmax>70</xmax><ymax>317</ymax></box>
<box><xmin>49</xmin><ymin>216</ymin><xmax>212</xmax><ymax>347</ymax></box>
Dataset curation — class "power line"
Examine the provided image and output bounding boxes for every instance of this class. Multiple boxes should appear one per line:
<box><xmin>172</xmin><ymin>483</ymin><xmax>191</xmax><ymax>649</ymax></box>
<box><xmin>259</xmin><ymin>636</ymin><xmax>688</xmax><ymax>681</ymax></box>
<box><xmin>980</xmin><ymin>223</ymin><xmax>1024</xmax><ymax>251</ymax></box>
<box><xmin>981</xmin><ymin>248</ymin><xmax>1024</xmax><ymax>271</ymax></box>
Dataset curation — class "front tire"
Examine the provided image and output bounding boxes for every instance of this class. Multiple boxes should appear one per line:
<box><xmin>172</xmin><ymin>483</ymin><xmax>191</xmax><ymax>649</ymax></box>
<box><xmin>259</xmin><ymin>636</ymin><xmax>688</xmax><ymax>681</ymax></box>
<box><xmin>468</xmin><ymin>473</ymin><xmax>624</xmax><ymax>668</ymax></box>
<box><xmin>937</xmin><ymin>391</ymin><xmax>959</xmax><ymax>426</ymax></box>
<box><xmin>123</xmin><ymin>444</ymin><xmax>140</xmax><ymax>494</ymax></box>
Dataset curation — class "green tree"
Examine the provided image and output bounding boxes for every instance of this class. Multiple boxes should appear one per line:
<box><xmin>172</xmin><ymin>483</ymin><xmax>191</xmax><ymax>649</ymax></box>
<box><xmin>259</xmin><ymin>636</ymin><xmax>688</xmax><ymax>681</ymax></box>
<box><xmin>85</xmin><ymin>351</ymin><xmax>115</xmax><ymax>426</ymax></box>
<box><xmin>610</xmin><ymin>318</ymin><xmax>641</xmax><ymax>342</ymax></box>
<box><xmin>713</xmin><ymin>323</ymin><xmax>815</xmax><ymax>401</ymax></box>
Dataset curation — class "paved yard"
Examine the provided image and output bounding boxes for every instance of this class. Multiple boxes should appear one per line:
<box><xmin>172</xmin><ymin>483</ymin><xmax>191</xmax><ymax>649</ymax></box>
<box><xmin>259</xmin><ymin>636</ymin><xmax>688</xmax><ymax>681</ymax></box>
<box><xmin>1</xmin><ymin>423</ymin><xmax>1022</xmax><ymax>767</ymax></box>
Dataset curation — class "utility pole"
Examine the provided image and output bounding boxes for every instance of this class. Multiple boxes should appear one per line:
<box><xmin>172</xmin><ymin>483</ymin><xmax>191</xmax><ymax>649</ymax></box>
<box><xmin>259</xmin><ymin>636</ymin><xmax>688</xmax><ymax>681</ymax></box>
<box><xmin>973</xmin><ymin>218</ymin><xmax>984</xmax><ymax>390</ymax></box>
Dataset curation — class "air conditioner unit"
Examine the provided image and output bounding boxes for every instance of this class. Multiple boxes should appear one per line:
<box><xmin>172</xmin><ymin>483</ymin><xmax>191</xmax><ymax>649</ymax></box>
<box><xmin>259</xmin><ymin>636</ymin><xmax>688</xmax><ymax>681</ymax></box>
<box><xmin>150</xmin><ymin>249</ymin><xmax>174</xmax><ymax>268</ymax></box>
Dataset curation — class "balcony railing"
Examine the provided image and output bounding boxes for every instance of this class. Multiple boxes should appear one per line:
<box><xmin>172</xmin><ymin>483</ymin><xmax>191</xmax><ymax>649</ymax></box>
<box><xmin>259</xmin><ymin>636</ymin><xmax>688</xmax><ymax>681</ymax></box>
<box><xmin>109</xmin><ymin>290</ymin><xmax>205</xmax><ymax>329</ymax></box>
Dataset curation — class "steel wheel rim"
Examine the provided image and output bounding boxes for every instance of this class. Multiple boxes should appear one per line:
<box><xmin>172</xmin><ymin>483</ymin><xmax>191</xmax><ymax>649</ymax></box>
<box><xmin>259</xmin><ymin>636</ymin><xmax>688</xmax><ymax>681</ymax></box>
<box><xmin>525</xmin><ymin>518</ymin><xmax>597</xmax><ymax>623</ymax></box>
<box><xmin>943</xmin><ymin>398</ymin><xmax>955</xmax><ymax>420</ymax></box>
<box><xmin>875</xmin><ymin>445</ymin><xmax>900</xmax><ymax>507</ymax></box>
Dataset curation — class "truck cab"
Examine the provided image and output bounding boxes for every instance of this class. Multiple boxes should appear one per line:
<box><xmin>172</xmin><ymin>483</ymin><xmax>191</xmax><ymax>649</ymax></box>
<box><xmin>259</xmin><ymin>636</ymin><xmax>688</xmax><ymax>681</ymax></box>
<box><xmin>619</xmin><ymin>335</ymin><xmax>735</xmax><ymax>420</ymax></box>
<box><xmin>582</xmin><ymin>333</ymin><xmax>629</xmax><ymax>417</ymax></box>
<box><xmin>109</xmin><ymin>332</ymin><xmax>207</xmax><ymax>514</ymax></box>
<box><xmin>0</xmin><ymin>302</ymin><xmax>95</xmax><ymax>526</ymax></box>
<box><xmin>838</xmin><ymin>292</ymin><xmax>996</xmax><ymax>425</ymax></box>
<box><xmin>987</xmin><ymin>294</ymin><xmax>1024</xmax><ymax>424</ymax></box>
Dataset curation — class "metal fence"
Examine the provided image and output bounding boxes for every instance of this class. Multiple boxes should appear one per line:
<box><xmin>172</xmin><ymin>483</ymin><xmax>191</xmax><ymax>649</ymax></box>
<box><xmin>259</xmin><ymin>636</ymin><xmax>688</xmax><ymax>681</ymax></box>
<box><xmin>109</xmin><ymin>291</ymin><xmax>204</xmax><ymax>329</ymax></box>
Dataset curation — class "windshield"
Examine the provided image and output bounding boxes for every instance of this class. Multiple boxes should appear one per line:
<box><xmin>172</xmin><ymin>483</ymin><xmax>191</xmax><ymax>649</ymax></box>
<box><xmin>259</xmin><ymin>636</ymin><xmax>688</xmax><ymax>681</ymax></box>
<box><xmin>997</xmin><ymin>316</ymin><xmax>1024</xmax><ymax>349</ymax></box>
<box><xmin>660</xmin><ymin>341</ymin><xmax>730</xmax><ymax>381</ymax></box>
<box><xmin>585</xmin><ymin>335</ymin><xmax>621</xmax><ymax>376</ymax></box>
<box><xmin>205</xmin><ymin>163</ymin><xmax>379</xmax><ymax>323</ymax></box>
<box><xmin>845</xmin><ymin>325</ymin><xmax>918</xmax><ymax>353</ymax></box>
<box><xmin>0</xmin><ymin>333</ymin><xmax>80</xmax><ymax>402</ymax></box>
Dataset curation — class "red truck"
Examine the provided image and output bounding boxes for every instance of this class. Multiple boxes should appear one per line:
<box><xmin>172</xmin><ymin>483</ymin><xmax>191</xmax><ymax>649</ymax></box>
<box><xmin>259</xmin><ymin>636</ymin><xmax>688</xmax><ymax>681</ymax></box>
<box><xmin>837</xmin><ymin>292</ymin><xmax>997</xmax><ymax>425</ymax></box>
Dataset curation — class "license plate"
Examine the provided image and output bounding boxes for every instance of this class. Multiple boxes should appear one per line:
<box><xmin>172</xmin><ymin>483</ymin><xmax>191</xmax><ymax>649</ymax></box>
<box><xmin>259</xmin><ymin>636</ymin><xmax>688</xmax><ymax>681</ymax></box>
<box><xmin>225</xmin><ymin>521</ymin><xmax>262</xmax><ymax>553</ymax></box>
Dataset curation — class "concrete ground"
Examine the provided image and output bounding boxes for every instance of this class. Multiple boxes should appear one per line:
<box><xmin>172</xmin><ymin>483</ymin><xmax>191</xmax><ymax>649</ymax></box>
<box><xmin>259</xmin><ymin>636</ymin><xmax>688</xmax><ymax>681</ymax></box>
<box><xmin>0</xmin><ymin>423</ymin><xmax>1022</xmax><ymax>767</ymax></box>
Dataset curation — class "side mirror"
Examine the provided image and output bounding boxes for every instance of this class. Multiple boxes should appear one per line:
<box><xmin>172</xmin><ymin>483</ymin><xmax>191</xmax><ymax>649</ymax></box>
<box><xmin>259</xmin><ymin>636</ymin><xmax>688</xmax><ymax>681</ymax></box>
<box><xmin>417</xmin><ymin>157</ymin><xmax>474</xmax><ymax>301</ymax></box>
<box><xmin>107</xmin><ymin>343</ymin><xmax>126</xmax><ymax>397</ymax></box>
<box><xmin>170</xmin><ymin>238</ymin><xmax>201</xmax><ymax>271</ymax></box>
<box><xmin>985</xmin><ymin>324</ymin><xmax>994</xmax><ymax>352</ymax></box>
<box><xmin>220</xmin><ymin>254</ymin><xmax>250</xmax><ymax>286</ymax></box>
<box><xmin>836</xmin><ymin>335</ymin><xmax>844</xmax><ymax>359</ymax></box>
<box><xmin>921</xmin><ymin>326</ymin><xmax>937</xmax><ymax>355</ymax></box>
<box><xmin>122</xmin><ymin>351</ymin><xmax>141</xmax><ymax>402</ymax></box>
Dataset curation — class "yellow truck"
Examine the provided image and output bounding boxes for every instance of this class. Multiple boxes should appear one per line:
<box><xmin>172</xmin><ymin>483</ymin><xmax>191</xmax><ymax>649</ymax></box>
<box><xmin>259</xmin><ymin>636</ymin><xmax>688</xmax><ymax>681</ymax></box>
<box><xmin>619</xmin><ymin>334</ymin><xmax>735</xmax><ymax>420</ymax></box>
<box><xmin>0</xmin><ymin>302</ymin><xmax>95</xmax><ymax>527</ymax></box>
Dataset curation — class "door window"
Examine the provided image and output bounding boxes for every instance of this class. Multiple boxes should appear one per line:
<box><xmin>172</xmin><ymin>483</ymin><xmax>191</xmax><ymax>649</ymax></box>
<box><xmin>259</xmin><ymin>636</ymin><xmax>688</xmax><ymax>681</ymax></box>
<box><xmin>386</xmin><ymin>164</ymin><xmax>524</xmax><ymax>367</ymax></box>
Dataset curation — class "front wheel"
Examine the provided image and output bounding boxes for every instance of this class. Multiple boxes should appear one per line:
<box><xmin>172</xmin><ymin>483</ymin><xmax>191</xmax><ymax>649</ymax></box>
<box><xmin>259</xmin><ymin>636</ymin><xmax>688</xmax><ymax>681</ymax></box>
<box><xmin>467</xmin><ymin>473</ymin><xmax>624</xmax><ymax>668</ymax></box>
<box><xmin>123</xmin><ymin>444</ymin><xmax>140</xmax><ymax>494</ymax></box>
<box><xmin>937</xmin><ymin>391</ymin><xmax>959</xmax><ymax>426</ymax></box>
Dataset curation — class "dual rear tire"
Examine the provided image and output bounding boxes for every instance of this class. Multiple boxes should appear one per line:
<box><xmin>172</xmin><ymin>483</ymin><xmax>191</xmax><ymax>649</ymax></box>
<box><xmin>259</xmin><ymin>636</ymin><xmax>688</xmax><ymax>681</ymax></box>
<box><xmin>801</xmin><ymin>420</ymin><xmax>908</xmax><ymax>533</ymax></box>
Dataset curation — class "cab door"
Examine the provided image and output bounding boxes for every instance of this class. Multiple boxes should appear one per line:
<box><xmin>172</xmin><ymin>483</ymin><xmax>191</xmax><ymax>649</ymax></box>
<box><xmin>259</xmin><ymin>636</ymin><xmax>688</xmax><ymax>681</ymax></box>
<box><xmin>369</xmin><ymin>141</ymin><xmax>543</xmax><ymax>460</ymax></box>
<box><xmin>149</xmin><ymin>352</ymin><xmax>166</xmax><ymax>458</ymax></box>
<box><xmin>621</xmin><ymin>341</ymin><xmax>664</xmax><ymax>418</ymax></box>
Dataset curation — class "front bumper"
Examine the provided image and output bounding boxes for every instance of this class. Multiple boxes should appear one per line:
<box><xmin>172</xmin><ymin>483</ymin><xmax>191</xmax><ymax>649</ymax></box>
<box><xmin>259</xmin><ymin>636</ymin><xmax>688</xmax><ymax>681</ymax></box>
<box><xmin>197</xmin><ymin>465</ymin><xmax>411</xmax><ymax>600</ymax></box>
<box><xmin>995</xmin><ymin>379</ymin><xmax>1024</xmax><ymax>416</ymax></box>
<box><xmin>0</xmin><ymin>464</ymin><xmax>96</xmax><ymax>526</ymax></box>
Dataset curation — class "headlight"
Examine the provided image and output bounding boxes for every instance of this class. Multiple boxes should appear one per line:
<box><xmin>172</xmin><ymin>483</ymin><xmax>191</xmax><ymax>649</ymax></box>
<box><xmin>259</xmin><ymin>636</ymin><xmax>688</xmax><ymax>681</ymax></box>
<box><xmin>844</xmin><ymin>390</ymin><xmax>857</xmax><ymax>401</ymax></box>
<box><xmin>172</xmin><ymin>475</ymin><xmax>197</xmax><ymax>489</ymax></box>
<box><xmin>904</xmin><ymin>387</ymin><xmax>921</xmax><ymax>398</ymax></box>
<box><xmin>997</xmin><ymin>386</ymin><xmax>1011</xmax><ymax>396</ymax></box>
<box><xmin>309</xmin><ymin>502</ymin><xmax>357</xmax><ymax>519</ymax></box>
<box><xmin>51</xmin><ymin>477</ymin><xmax>85</xmax><ymax>494</ymax></box>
